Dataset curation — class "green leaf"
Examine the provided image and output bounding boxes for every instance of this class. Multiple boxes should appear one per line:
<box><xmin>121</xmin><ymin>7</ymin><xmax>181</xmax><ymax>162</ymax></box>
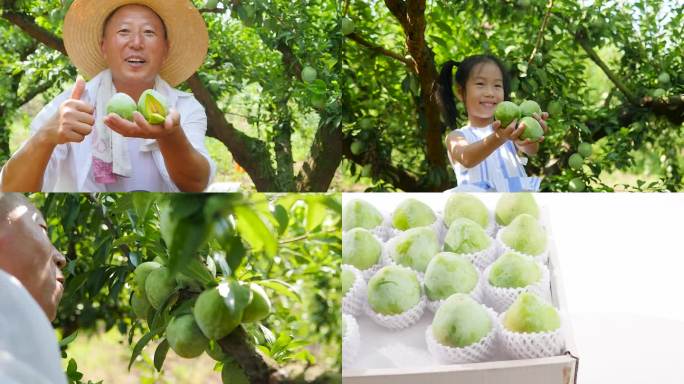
<box><xmin>221</xmin><ymin>280</ymin><xmax>251</xmax><ymax>317</ymax></box>
<box><xmin>168</xmin><ymin>213</ymin><xmax>210</xmax><ymax>276</ymax></box>
<box><xmin>153</xmin><ymin>339</ymin><xmax>170</xmax><ymax>372</ymax></box>
<box><xmin>128</xmin><ymin>331</ymin><xmax>157</xmax><ymax>370</ymax></box>
<box><xmin>260</xmin><ymin>279</ymin><xmax>301</xmax><ymax>302</ymax></box>
<box><xmin>305</xmin><ymin>197</ymin><xmax>328</xmax><ymax>232</ymax></box>
<box><xmin>132</xmin><ymin>193</ymin><xmax>156</xmax><ymax>222</ymax></box>
<box><xmin>272</xmin><ymin>204</ymin><xmax>289</xmax><ymax>235</ymax></box>
<box><xmin>234</xmin><ymin>205</ymin><xmax>277</xmax><ymax>257</ymax></box>
<box><xmin>59</xmin><ymin>331</ymin><xmax>78</xmax><ymax>348</ymax></box>
<box><xmin>179</xmin><ymin>257</ymin><xmax>214</xmax><ymax>286</ymax></box>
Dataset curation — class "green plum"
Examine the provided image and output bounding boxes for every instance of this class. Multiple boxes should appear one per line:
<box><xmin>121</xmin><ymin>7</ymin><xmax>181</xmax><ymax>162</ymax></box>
<box><xmin>432</xmin><ymin>294</ymin><xmax>492</xmax><ymax>348</ymax></box>
<box><xmin>342</xmin><ymin>268</ymin><xmax>356</xmax><ymax>296</ymax></box>
<box><xmin>519</xmin><ymin>100</ymin><xmax>542</xmax><ymax>117</ymax></box>
<box><xmin>495</xmin><ymin>101</ymin><xmax>520</xmax><ymax>128</ymax></box>
<box><xmin>488</xmin><ymin>252</ymin><xmax>541</xmax><ymax>288</ymax></box>
<box><xmin>342</xmin><ymin>228</ymin><xmax>382</xmax><ymax>270</ymax></box>
<box><xmin>302</xmin><ymin>66</ymin><xmax>317</xmax><ymax>83</ymax></box>
<box><xmin>343</xmin><ymin>199</ymin><xmax>384</xmax><ymax>231</ymax></box>
<box><xmin>106</xmin><ymin>92</ymin><xmax>137</xmax><ymax>121</ymax></box>
<box><xmin>503</xmin><ymin>291</ymin><xmax>560</xmax><ymax>333</ymax></box>
<box><xmin>443</xmin><ymin>193</ymin><xmax>489</xmax><ymax>229</ymax></box>
<box><xmin>424</xmin><ymin>252</ymin><xmax>478</xmax><ymax>301</ymax></box>
<box><xmin>443</xmin><ymin>218</ymin><xmax>491</xmax><ymax>254</ymax></box>
<box><xmin>341</xmin><ymin>17</ymin><xmax>355</xmax><ymax>35</ymax></box>
<box><xmin>519</xmin><ymin>116</ymin><xmax>543</xmax><ymax>141</ymax></box>
<box><xmin>500</xmin><ymin>214</ymin><xmax>547</xmax><ymax>256</ymax></box>
<box><xmin>568</xmin><ymin>177</ymin><xmax>586</xmax><ymax>192</ymax></box>
<box><xmin>367</xmin><ymin>266</ymin><xmax>421</xmax><ymax>315</ymax></box>
<box><xmin>568</xmin><ymin>153</ymin><xmax>583</xmax><ymax>170</ymax></box>
<box><xmin>392</xmin><ymin>198</ymin><xmax>436</xmax><ymax>230</ymax></box>
<box><xmin>578</xmin><ymin>142</ymin><xmax>592</xmax><ymax>158</ymax></box>
<box><xmin>495</xmin><ymin>193</ymin><xmax>539</xmax><ymax>226</ymax></box>
<box><xmin>389</xmin><ymin>227</ymin><xmax>439</xmax><ymax>272</ymax></box>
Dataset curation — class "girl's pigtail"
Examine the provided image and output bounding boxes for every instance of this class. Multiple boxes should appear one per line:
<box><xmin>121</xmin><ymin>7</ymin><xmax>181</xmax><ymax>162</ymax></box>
<box><xmin>435</xmin><ymin>60</ymin><xmax>460</xmax><ymax>130</ymax></box>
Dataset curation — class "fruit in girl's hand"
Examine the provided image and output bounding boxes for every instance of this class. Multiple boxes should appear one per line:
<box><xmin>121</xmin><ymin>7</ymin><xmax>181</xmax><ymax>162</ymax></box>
<box><xmin>500</xmin><ymin>214</ymin><xmax>547</xmax><ymax>256</ymax></box>
<box><xmin>138</xmin><ymin>89</ymin><xmax>168</xmax><ymax>124</ymax></box>
<box><xmin>343</xmin><ymin>228</ymin><xmax>382</xmax><ymax>269</ymax></box>
<box><xmin>578</xmin><ymin>142</ymin><xmax>592</xmax><ymax>157</ymax></box>
<box><xmin>106</xmin><ymin>92</ymin><xmax>137</xmax><ymax>121</ymax></box>
<box><xmin>495</xmin><ymin>101</ymin><xmax>520</xmax><ymax>128</ymax></box>
<box><xmin>389</xmin><ymin>227</ymin><xmax>439</xmax><ymax>272</ymax></box>
<box><xmin>568</xmin><ymin>153</ymin><xmax>583</xmax><ymax>170</ymax></box>
<box><xmin>488</xmin><ymin>252</ymin><xmax>541</xmax><ymax>288</ymax></box>
<box><xmin>519</xmin><ymin>116</ymin><xmax>543</xmax><ymax>141</ymax></box>
<box><xmin>424</xmin><ymin>253</ymin><xmax>478</xmax><ymax>301</ymax></box>
<box><xmin>443</xmin><ymin>218</ymin><xmax>491</xmax><ymax>254</ymax></box>
<box><xmin>343</xmin><ymin>199</ymin><xmax>383</xmax><ymax>231</ymax></box>
<box><xmin>302</xmin><ymin>66</ymin><xmax>317</xmax><ymax>83</ymax></box>
<box><xmin>166</xmin><ymin>314</ymin><xmax>209</xmax><ymax>358</ymax></box>
<box><xmin>432</xmin><ymin>294</ymin><xmax>492</xmax><ymax>348</ymax></box>
<box><xmin>568</xmin><ymin>177</ymin><xmax>586</xmax><ymax>192</ymax></box>
<box><xmin>341</xmin><ymin>17</ymin><xmax>355</xmax><ymax>35</ymax></box>
<box><xmin>444</xmin><ymin>193</ymin><xmax>489</xmax><ymax>229</ymax></box>
<box><xmin>392</xmin><ymin>198</ymin><xmax>436</xmax><ymax>230</ymax></box>
<box><xmin>367</xmin><ymin>266</ymin><xmax>421</xmax><ymax>315</ymax></box>
<box><xmin>342</xmin><ymin>268</ymin><xmax>356</xmax><ymax>296</ymax></box>
<box><xmin>503</xmin><ymin>291</ymin><xmax>560</xmax><ymax>333</ymax></box>
<box><xmin>495</xmin><ymin>193</ymin><xmax>539</xmax><ymax>226</ymax></box>
<box><xmin>519</xmin><ymin>100</ymin><xmax>542</xmax><ymax>117</ymax></box>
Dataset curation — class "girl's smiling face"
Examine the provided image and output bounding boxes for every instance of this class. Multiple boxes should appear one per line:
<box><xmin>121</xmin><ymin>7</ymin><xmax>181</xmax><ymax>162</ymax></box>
<box><xmin>457</xmin><ymin>61</ymin><xmax>505</xmax><ymax>127</ymax></box>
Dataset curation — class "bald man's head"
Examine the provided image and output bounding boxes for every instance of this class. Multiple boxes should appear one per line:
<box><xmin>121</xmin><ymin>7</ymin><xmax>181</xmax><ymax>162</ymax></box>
<box><xmin>0</xmin><ymin>193</ymin><xmax>66</xmax><ymax>321</ymax></box>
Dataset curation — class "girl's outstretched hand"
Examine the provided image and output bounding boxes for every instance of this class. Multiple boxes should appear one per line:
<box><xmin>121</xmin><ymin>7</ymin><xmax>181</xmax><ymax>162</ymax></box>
<box><xmin>493</xmin><ymin>119</ymin><xmax>525</xmax><ymax>142</ymax></box>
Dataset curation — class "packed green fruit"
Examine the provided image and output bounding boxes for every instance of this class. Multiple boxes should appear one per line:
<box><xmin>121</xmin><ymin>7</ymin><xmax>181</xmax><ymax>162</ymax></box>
<box><xmin>444</xmin><ymin>193</ymin><xmax>489</xmax><ymax>229</ymax></box>
<box><xmin>494</xmin><ymin>101</ymin><xmax>520</xmax><ymax>128</ymax></box>
<box><xmin>145</xmin><ymin>266</ymin><xmax>177</xmax><ymax>309</ymax></box>
<box><xmin>488</xmin><ymin>252</ymin><xmax>541</xmax><ymax>288</ymax></box>
<box><xmin>503</xmin><ymin>291</ymin><xmax>560</xmax><ymax>333</ymax></box>
<box><xmin>577</xmin><ymin>142</ymin><xmax>592</xmax><ymax>158</ymax></box>
<box><xmin>432</xmin><ymin>294</ymin><xmax>491</xmax><ymax>348</ymax></box>
<box><xmin>519</xmin><ymin>116</ymin><xmax>543</xmax><ymax>141</ymax></box>
<box><xmin>166</xmin><ymin>314</ymin><xmax>209</xmax><ymax>358</ymax></box>
<box><xmin>342</xmin><ymin>228</ymin><xmax>382</xmax><ymax>269</ymax></box>
<box><xmin>193</xmin><ymin>284</ymin><xmax>244</xmax><ymax>340</ymax></box>
<box><xmin>302</xmin><ymin>66</ymin><xmax>317</xmax><ymax>83</ymax></box>
<box><xmin>568</xmin><ymin>153</ymin><xmax>583</xmax><ymax>170</ymax></box>
<box><xmin>367</xmin><ymin>266</ymin><xmax>421</xmax><ymax>315</ymax></box>
<box><xmin>342</xmin><ymin>199</ymin><xmax>383</xmax><ymax>231</ymax></box>
<box><xmin>342</xmin><ymin>268</ymin><xmax>356</xmax><ymax>296</ymax></box>
<box><xmin>495</xmin><ymin>193</ymin><xmax>539</xmax><ymax>226</ymax></box>
<box><xmin>424</xmin><ymin>253</ymin><xmax>478</xmax><ymax>301</ymax></box>
<box><xmin>106</xmin><ymin>92</ymin><xmax>137</xmax><ymax>121</ymax></box>
<box><xmin>519</xmin><ymin>100</ymin><xmax>542</xmax><ymax>117</ymax></box>
<box><xmin>568</xmin><ymin>177</ymin><xmax>585</xmax><ymax>192</ymax></box>
<box><xmin>341</xmin><ymin>17</ymin><xmax>355</xmax><ymax>35</ymax></box>
<box><xmin>241</xmin><ymin>284</ymin><xmax>272</xmax><ymax>323</ymax></box>
<box><xmin>389</xmin><ymin>226</ymin><xmax>439</xmax><ymax>272</ymax></box>
<box><xmin>443</xmin><ymin>218</ymin><xmax>491</xmax><ymax>255</ymax></box>
<box><xmin>500</xmin><ymin>214</ymin><xmax>547</xmax><ymax>256</ymax></box>
<box><xmin>392</xmin><ymin>198</ymin><xmax>436</xmax><ymax>230</ymax></box>
<box><xmin>138</xmin><ymin>89</ymin><xmax>168</xmax><ymax>124</ymax></box>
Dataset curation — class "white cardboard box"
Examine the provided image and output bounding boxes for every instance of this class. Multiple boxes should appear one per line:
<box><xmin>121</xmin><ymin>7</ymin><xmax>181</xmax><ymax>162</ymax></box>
<box><xmin>342</xmin><ymin>193</ymin><xmax>579</xmax><ymax>384</ymax></box>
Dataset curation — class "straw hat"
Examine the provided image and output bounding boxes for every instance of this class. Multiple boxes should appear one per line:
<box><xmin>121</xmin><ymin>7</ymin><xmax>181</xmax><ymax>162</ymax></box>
<box><xmin>63</xmin><ymin>0</ymin><xmax>208</xmax><ymax>87</ymax></box>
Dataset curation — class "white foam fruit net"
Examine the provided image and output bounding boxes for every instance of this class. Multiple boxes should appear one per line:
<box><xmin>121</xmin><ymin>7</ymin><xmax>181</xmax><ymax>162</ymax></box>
<box><xmin>342</xmin><ymin>265</ymin><xmax>367</xmax><ymax>316</ymax></box>
<box><xmin>342</xmin><ymin>314</ymin><xmax>361</xmax><ymax>368</ymax></box>
<box><xmin>482</xmin><ymin>262</ymin><xmax>551</xmax><ymax>313</ymax></box>
<box><xmin>450</xmin><ymin>237</ymin><xmax>499</xmax><ymax>271</ymax></box>
<box><xmin>498</xmin><ymin>312</ymin><xmax>565</xmax><ymax>359</ymax></box>
<box><xmin>366</xmin><ymin>294</ymin><xmax>427</xmax><ymax>330</ymax></box>
<box><xmin>425</xmin><ymin>306</ymin><xmax>499</xmax><ymax>364</ymax></box>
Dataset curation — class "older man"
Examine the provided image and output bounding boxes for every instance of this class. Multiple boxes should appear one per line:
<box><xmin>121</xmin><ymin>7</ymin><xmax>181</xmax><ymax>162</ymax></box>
<box><xmin>0</xmin><ymin>0</ymin><xmax>215</xmax><ymax>192</ymax></box>
<box><xmin>0</xmin><ymin>193</ymin><xmax>68</xmax><ymax>384</ymax></box>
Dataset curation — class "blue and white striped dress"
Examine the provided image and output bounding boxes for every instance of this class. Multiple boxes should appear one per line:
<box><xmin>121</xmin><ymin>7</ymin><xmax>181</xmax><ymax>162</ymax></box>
<box><xmin>447</xmin><ymin>124</ymin><xmax>541</xmax><ymax>192</ymax></box>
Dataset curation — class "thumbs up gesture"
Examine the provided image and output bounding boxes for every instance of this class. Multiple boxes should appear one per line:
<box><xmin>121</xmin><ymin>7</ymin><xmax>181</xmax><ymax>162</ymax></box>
<box><xmin>46</xmin><ymin>77</ymin><xmax>95</xmax><ymax>145</ymax></box>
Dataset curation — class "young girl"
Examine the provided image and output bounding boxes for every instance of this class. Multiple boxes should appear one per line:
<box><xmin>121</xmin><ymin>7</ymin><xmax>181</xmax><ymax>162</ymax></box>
<box><xmin>436</xmin><ymin>54</ymin><xmax>548</xmax><ymax>192</ymax></box>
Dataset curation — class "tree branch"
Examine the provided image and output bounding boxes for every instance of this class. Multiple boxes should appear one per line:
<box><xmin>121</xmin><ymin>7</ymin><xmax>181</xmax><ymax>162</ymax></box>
<box><xmin>346</xmin><ymin>33</ymin><xmax>412</xmax><ymax>66</ymax></box>
<box><xmin>527</xmin><ymin>0</ymin><xmax>554</xmax><ymax>66</ymax></box>
<box><xmin>1</xmin><ymin>11</ymin><xmax>66</xmax><ymax>54</ymax></box>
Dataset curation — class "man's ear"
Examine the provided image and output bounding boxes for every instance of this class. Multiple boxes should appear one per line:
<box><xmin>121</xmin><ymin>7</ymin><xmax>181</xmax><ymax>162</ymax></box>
<box><xmin>100</xmin><ymin>38</ymin><xmax>106</xmax><ymax>59</ymax></box>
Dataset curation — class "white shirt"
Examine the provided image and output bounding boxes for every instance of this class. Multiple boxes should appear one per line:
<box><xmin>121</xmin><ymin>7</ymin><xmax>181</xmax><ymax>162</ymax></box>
<box><xmin>8</xmin><ymin>77</ymin><xmax>216</xmax><ymax>192</ymax></box>
<box><xmin>0</xmin><ymin>269</ymin><xmax>67</xmax><ymax>384</ymax></box>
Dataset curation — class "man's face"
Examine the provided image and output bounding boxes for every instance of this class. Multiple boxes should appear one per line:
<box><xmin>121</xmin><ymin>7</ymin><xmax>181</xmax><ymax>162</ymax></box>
<box><xmin>0</xmin><ymin>199</ymin><xmax>66</xmax><ymax>321</ymax></box>
<box><xmin>100</xmin><ymin>4</ymin><xmax>169</xmax><ymax>86</ymax></box>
